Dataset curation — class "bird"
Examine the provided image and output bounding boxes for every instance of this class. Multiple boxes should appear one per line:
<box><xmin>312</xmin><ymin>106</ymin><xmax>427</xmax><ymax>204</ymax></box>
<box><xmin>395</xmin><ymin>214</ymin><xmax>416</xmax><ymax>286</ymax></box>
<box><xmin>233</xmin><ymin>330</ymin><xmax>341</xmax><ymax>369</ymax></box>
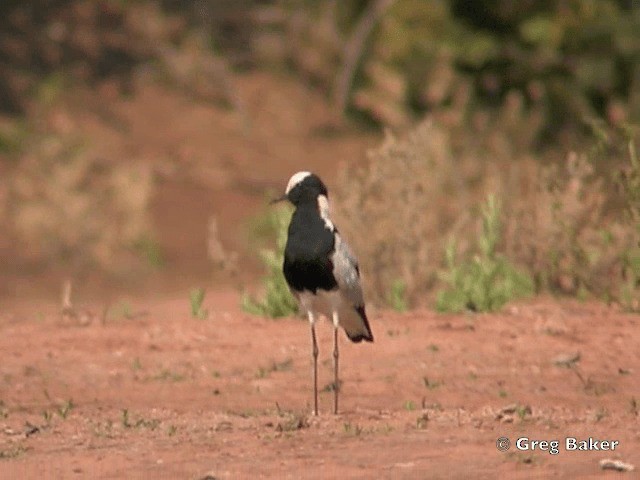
<box><xmin>272</xmin><ymin>171</ymin><xmax>373</xmax><ymax>415</ymax></box>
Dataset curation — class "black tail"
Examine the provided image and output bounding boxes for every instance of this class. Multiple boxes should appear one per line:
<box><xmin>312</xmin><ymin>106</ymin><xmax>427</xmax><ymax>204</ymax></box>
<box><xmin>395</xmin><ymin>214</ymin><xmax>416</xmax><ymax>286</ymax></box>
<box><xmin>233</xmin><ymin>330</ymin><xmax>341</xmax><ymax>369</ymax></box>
<box><xmin>345</xmin><ymin>305</ymin><xmax>374</xmax><ymax>343</ymax></box>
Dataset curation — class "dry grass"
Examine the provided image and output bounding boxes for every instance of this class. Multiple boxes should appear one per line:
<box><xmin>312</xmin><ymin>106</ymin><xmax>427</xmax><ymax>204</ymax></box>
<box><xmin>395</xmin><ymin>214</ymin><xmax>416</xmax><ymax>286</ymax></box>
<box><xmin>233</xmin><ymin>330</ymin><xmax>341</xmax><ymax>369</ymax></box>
<box><xmin>5</xmin><ymin>131</ymin><xmax>154</xmax><ymax>273</ymax></box>
<box><xmin>334</xmin><ymin>113</ymin><xmax>639</xmax><ymax>309</ymax></box>
<box><xmin>334</xmin><ymin>118</ymin><xmax>500</xmax><ymax>306</ymax></box>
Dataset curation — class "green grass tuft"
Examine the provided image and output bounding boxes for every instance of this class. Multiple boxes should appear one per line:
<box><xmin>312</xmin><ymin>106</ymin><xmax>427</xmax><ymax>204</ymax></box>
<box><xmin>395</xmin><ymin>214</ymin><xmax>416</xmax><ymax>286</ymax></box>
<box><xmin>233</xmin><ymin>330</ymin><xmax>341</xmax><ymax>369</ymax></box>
<box><xmin>189</xmin><ymin>288</ymin><xmax>209</xmax><ymax>319</ymax></box>
<box><xmin>242</xmin><ymin>205</ymin><xmax>298</xmax><ymax>318</ymax></box>
<box><xmin>436</xmin><ymin>195</ymin><xmax>534</xmax><ymax>313</ymax></box>
<box><xmin>386</xmin><ymin>278</ymin><xmax>409</xmax><ymax>312</ymax></box>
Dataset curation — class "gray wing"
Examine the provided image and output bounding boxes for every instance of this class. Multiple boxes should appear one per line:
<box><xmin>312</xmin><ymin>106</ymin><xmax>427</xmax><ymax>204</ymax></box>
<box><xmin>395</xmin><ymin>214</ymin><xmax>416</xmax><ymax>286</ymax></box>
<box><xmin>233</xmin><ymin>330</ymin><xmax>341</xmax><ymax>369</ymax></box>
<box><xmin>331</xmin><ymin>233</ymin><xmax>364</xmax><ymax>307</ymax></box>
<box><xmin>331</xmin><ymin>233</ymin><xmax>373</xmax><ymax>342</ymax></box>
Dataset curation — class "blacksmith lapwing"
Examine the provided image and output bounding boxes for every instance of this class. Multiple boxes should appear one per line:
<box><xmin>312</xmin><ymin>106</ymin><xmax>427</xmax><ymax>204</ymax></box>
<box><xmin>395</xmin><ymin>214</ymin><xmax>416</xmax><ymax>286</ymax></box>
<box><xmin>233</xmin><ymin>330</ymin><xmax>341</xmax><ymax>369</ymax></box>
<box><xmin>272</xmin><ymin>171</ymin><xmax>373</xmax><ymax>415</ymax></box>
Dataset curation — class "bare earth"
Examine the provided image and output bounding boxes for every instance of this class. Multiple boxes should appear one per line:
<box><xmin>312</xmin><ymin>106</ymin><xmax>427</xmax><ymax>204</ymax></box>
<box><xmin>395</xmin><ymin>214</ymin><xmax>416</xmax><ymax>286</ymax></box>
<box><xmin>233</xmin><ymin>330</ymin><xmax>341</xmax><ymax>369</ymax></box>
<box><xmin>1</xmin><ymin>294</ymin><xmax>638</xmax><ymax>479</ymax></box>
<box><xmin>1</xmin><ymin>72</ymin><xmax>639</xmax><ymax>479</ymax></box>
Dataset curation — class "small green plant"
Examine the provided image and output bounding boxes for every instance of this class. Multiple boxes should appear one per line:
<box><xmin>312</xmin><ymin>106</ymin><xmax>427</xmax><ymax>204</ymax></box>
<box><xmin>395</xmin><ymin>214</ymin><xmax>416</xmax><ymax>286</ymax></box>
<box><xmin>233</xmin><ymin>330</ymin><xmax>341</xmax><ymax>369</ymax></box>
<box><xmin>57</xmin><ymin>399</ymin><xmax>74</xmax><ymax>419</ymax></box>
<box><xmin>343</xmin><ymin>422</ymin><xmax>363</xmax><ymax>436</ymax></box>
<box><xmin>516</xmin><ymin>404</ymin><xmax>532</xmax><ymax>421</ymax></box>
<box><xmin>498</xmin><ymin>389</ymin><xmax>508</xmax><ymax>398</ymax></box>
<box><xmin>436</xmin><ymin>195</ymin><xmax>534</xmax><ymax>313</ymax></box>
<box><xmin>386</xmin><ymin>278</ymin><xmax>409</xmax><ymax>312</ymax></box>
<box><xmin>242</xmin><ymin>205</ymin><xmax>298</xmax><ymax>318</ymax></box>
<box><xmin>133</xmin><ymin>235</ymin><xmax>165</xmax><ymax>269</ymax></box>
<box><xmin>122</xmin><ymin>409</ymin><xmax>132</xmax><ymax>428</ymax></box>
<box><xmin>0</xmin><ymin>445</ymin><xmax>27</xmax><ymax>459</ymax></box>
<box><xmin>416</xmin><ymin>413</ymin><xmax>429</xmax><ymax>429</ymax></box>
<box><xmin>189</xmin><ymin>288</ymin><xmax>209</xmax><ymax>320</ymax></box>
<box><xmin>404</xmin><ymin>400</ymin><xmax>416</xmax><ymax>411</ymax></box>
<box><xmin>256</xmin><ymin>358</ymin><xmax>293</xmax><ymax>379</ymax></box>
<box><xmin>422</xmin><ymin>377</ymin><xmax>442</xmax><ymax>390</ymax></box>
<box><xmin>152</xmin><ymin>369</ymin><xmax>186</xmax><ymax>382</ymax></box>
<box><xmin>322</xmin><ymin>380</ymin><xmax>342</xmax><ymax>392</ymax></box>
<box><xmin>122</xmin><ymin>409</ymin><xmax>160</xmax><ymax>430</ymax></box>
<box><xmin>42</xmin><ymin>410</ymin><xmax>53</xmax><ymax>424</ymax></box>
<box><xmin>275</xmin><ymin>411</ymin><xmax>309</xmax><ymax>432</ymax></box>
<box><xmin>594</xmin><ymin>407</ymin><xmax>608</xmax><ymax>422</ymax></box>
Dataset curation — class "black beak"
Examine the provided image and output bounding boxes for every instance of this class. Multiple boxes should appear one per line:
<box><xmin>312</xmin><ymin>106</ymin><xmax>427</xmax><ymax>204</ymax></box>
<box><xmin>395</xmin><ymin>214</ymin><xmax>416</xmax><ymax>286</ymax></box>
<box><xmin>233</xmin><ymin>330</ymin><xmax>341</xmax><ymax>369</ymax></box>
<box><xmin>269</xmin><ymin>194</ymin><xmax>288</xmax><ymax>205</ymax></box>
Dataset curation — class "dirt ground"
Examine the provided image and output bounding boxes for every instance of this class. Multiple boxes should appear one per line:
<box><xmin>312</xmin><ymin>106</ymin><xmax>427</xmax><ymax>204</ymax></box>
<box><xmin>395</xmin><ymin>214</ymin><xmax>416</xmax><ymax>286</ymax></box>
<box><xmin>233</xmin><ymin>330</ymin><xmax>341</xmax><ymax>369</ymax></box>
<box><xmin>0</xmin><ymin>294</ymin><xmax>638</xmax><ymax>479</ymax></box>
<box><xmin>1</xmin><ymin>72</ymin><xmax>639</xmax><ymax>479</ymax></box>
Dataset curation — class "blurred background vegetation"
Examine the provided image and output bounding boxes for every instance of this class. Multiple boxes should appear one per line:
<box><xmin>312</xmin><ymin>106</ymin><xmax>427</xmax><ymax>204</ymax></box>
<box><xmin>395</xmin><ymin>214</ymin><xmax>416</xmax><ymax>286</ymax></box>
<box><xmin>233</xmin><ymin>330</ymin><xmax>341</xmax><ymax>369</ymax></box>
<box><xmin>0</xmin><ymin>0</ymin><xmax>638</xmax><ymax>310</ymax></box>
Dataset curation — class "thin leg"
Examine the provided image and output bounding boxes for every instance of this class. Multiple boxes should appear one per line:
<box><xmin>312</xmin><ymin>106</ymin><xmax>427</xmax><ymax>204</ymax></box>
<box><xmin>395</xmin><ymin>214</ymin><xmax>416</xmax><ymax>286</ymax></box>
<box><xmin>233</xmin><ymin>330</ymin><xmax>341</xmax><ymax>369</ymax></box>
<box><xmin>308</xmin><ymin>311</ymin><xmax>319</xmax><ymax>416</ymax></box>
<box><xmin>332</xmin><ymin>311</ymin><xmax>340</xmax><ymax>415</ymax></box>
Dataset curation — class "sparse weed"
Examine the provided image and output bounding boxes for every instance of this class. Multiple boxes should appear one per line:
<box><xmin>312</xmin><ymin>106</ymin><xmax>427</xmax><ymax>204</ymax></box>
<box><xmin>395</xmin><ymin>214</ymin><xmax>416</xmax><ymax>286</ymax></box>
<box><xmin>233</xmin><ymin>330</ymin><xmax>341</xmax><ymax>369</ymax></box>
<box><xmin>0</xmin><ymin>445</ymin><xmax>27</xmax><ymax>459</ymax></box>
<box><xmin>42</xmin><ymin>410</ymin><xmax>53</xmax><ymax>424</ymax></box>
<box><xmin>422</xmin><ymin>377</ymin><xmax>442</xmax><ymax>390</ymax></box>
<box><xmin>404</xmin><ymin>400</ymin><xmax>416</xmax><ymax>411</ymax></box>
<box><xmin>57</xmin><ymin>399</ymin><xmax>74</xmax><ymax>419</ymax></box>
<box><xmin>189</xmin><ymin>288</ymin><xmax>209</xmax><ymax>320</ymax></box>
<box><xmin>122</xmin><ymin>409</ymin><xmax>160</xmax><ymax>430</ymax></box>
<box><xmin>91</xmin><ymin>419</ymin><xmax>115</xmax><ymax>439</ymax></box>
<box><xmin>256</xmin><ymin>358</ymin><xmax>293</xmax><ymax>379</ymax></box>
<box><xmin>343</xmin><ymin>422</ymin><xmax>363</xmax><ymax>436</ymax></box>
<box><xmin>152</xmin><ymin>369</ymin><xmax>186</xmax><ymax>382</ymax></box>
<box><xmin>386</xmin><ymin>279</ymin><xmax>409</xmax><ymax>312</ymax></box>
<box><xmin>133</xmin><ymin>235</ymin><xmax>165</xmax><ymax>269</ymax></box>
<box><xmin>416</xmin><ymin>413</ymin><xmax>429</xmax><ymax>429</ymax></box>
<box><xmin>322</xmin><ymin>380</ymin><xmax>342</xmax><ymax>393</ymax></box>
<box><xmin>436</xmin><ymin>195</ymin><xmax>534</xmax><ymax>313</ymax></box>
<box><xmin>516</xmin><ymin>404</ymin><xmax>532</xmax><ymax>421</ymax></box>
<box><xmin>275</xmin><ymin>411</ymin><xmax>309</xmax><ymax>432</ymax></box>
<box><xmin>593</xmin><ymin>407</ymin><xmax>608</xmax><ymax>422</ymax></box>
<box><xmin>242</xmin><ymin>205</ymin><xmax>298</xmax><ymax>318</ymax></box>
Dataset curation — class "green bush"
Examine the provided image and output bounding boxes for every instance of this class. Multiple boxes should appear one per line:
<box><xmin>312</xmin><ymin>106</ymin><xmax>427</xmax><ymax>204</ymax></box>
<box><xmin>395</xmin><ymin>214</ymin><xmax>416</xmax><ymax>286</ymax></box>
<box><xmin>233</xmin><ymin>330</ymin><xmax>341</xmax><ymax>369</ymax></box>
<box><xmin>436</xmin><ymin>195</ymin><xmax>534</xmax><ymax>313</ymax></box>
<box><xmin>242</xmin><ymin>205</ymin><xmax>298</xmax><ymax>318</ymax></box>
